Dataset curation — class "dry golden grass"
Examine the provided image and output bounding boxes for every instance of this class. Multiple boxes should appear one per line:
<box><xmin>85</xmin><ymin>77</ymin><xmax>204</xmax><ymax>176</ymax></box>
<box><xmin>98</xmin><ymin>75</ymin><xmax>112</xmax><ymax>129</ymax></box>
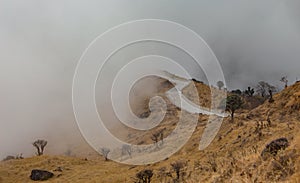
<box><xmin>1</xmin><ymin>79</ymin><xmax>300</xmax><ymax>182</ymax></box>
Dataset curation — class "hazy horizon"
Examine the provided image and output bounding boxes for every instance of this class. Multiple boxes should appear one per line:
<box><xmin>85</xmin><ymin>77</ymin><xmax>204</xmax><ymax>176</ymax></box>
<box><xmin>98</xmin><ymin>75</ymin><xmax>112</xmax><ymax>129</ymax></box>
<box><xmin>1</xmin><ymin>0</ymin><xmax>300</xmax><ymax>159</ymax></box>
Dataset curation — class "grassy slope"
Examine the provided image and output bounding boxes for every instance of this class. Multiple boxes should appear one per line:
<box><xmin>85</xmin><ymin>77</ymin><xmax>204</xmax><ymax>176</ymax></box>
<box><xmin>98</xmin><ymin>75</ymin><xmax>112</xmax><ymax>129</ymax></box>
<box><xmin>1</xmin><ymin>80</ymin><xmax>300</xmax><ymax>183</ymax></box>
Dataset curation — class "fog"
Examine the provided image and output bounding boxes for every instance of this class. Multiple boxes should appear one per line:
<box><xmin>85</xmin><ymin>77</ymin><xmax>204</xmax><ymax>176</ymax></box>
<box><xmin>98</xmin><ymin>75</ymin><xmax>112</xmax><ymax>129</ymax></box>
<box><xmin>0</xmin><ymin>0</ymin><xmax>299</xmax><ymax>159</ymax></box>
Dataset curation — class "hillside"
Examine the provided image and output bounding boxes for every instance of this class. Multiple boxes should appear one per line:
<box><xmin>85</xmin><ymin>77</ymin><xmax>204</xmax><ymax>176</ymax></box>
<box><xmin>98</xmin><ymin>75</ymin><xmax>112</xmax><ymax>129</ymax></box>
<box><xmin>0</xmin><ymin>79</ymin><xmax>300</xmax><ymax>183</ymax></box>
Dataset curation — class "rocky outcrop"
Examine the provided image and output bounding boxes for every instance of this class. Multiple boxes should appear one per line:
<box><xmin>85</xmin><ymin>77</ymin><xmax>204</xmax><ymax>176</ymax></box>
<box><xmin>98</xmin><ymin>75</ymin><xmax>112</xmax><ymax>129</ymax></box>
<box><xmin>30</xmin><ymin>169</ymin><xmax>54</xmax><ymax>181</ymax></box>
<box><xmin>261</xmin><ymin>138</ymin><xmax>289</xmax><ymax>160</ymax></box>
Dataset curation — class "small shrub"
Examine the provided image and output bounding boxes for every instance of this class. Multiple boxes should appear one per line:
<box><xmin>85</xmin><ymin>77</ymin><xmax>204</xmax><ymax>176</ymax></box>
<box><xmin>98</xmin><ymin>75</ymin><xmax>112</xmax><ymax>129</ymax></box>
<box><xmin>170</xmin><ymin>160</ymin><xmax>188</xmax><ymax>182</ymax></box>
<box><xmin>134</xmin><ymin>169</ymin><xmax>153</xmax><ymax>183</ymax></box>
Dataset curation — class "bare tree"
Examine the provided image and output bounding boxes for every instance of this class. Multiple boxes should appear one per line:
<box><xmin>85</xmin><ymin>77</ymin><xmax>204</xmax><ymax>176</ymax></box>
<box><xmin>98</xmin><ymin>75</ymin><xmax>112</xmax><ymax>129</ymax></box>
<box><xmin>268</xmin><ymin>89</ymin><xmax>274</xmax><ymax>103</ymax></box>
<box><xmin>170</xmin><ymin>161</ymin><xmax>187</xmax><ymax>181</ymax></box>
<box><xmin>267</xmin><ymin>84</ymin><xmax>277</xmax><ymax>103</ymax></box>
<box><xmin>99</xmin><ymin>147</ymin><xmax>110</xmax><ymax>161</ymax></box>
<box><xmin>121</xmin><ymin>144</ymin><xmax>132</xmax><ymax>159</ymax></box>
<box><xmin>160</xmin><ymin>130</ymin><xmax>164</xmax><ymax>144</ymax></box>
<box><xmin>256</xmin><ymin>81</ymin><xmax>276</xmax><ymax>98</ymax></box>
<box><xmin>151</xmin><ymin>129</ymin><xmax>165</xmax><ymax>147</ymax></box>
<box><xmin>256</xmin><ymin>81</ymin><xmax>268</xmax><ymax>97</ymax></box>
<box><xmin>151</xmin><ymin>132</ymin><xmax>160</xmax><ymax>147</ymax></box>
<box><xmin>32</xmin><ymin>139</ymin><xmax>47</xmax><ymax>156</ymax></box>
<box><xmin>267</xmin><ymin>112</ymin><xmax>271</xmax><ymax>127</ymax></box>
<box><xmin>217</xmin><ymin>81</ymin><xmax>224</xmax><ymax>90</ymax></box>
<box><xmin>280</xmin><ymin>76</ymin><xmax>288</xmax><ymax>88</ymax></box>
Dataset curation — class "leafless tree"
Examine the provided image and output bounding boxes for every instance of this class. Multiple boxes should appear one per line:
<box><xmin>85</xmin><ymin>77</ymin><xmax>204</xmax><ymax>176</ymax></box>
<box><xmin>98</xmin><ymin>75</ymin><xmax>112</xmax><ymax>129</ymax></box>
<box><xmin>160</xmin><ymin>128</ymin><xmax>165</xmax><ymax>144</ymax></box>
<box><xmin>217</xmin><ymin>81</ymin><xmax>224</xmax><ymax>90</ymax></box>
<box><xmin>280</xmin><ymin>76</ymin><xmax>288</xmax><ymax>88</ymax></box>
<box><xmin>32</xmin><ymin>139</ymin><xmax>47</xmax><ymax>156</ymax></box>
<box><xmin>100</xmin><ymin>147</ymin><xmax>110</xmax><ymax>161</ymax></box>
<box><xmin>121</xmin><ymin>144</ymin><xmax>132</xmax><ymax>159</ymax></box>
<box><xmin>151</xmin><ymin>133</ymin><xmax>160</xmax><ymax>147</ymax></box>
<box><xmin>267</xmin><ymin>84</ymin><xmax>277</xmax><ymax>102</ymax></box>
<box><xmin>268</xmin><ymin>89</ymin><xmax>274</xmax><ymax>103</ymax></box>
<box><xmin>256</xmin><ymin>81</ymin><xmax>267</xmax><ymax>97</ymax></box>
<box><xmin>267</xmin><ymin>112</ymin><xmax>271</xmax><ymax>127</ymax></box>
<box><xmin>256</xmin><ymin>81</ymin><xmax>276</xmax><ymax>98</ymax></box>
<box><xmin>151</xmin><ymin>129</ymin><xmax>164</xmax><ymax>147</ymax></box>
<box><xmin>170</xmin><ymin>160</ymin><xmax>187</xmax><ymax>181</ymax></box>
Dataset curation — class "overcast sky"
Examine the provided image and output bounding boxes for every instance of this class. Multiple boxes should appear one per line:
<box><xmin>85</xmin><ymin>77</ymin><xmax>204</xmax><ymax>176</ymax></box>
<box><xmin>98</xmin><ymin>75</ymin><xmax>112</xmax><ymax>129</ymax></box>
<box><xmin>0</xmin><ymin>0</ymin><xmax>299</xmax><ymax>158</ymax></box>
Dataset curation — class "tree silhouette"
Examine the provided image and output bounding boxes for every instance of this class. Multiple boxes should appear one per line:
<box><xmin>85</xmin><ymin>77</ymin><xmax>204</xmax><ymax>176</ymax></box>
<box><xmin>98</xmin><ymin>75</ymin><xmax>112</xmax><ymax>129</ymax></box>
<box><xmin>280</xmin><ymin>76</ymin><xmax>288</xmax><ymax>88</ymax></box>
<box><xmin>32</xmin><ymin>139</ymin><xmax>47</xmax><ymax>156</ymax></box>
<box><xmin>231</xmin><ymin>89</ymin><xmax>242</xmax><ymax>95</ymax></box>
<box><xmin>170</xmin><ymin>161</ymin><xmax>187</xmax><ymax>181</ymax></box>
<box><xmin>121</xmin><ymin>144</ymin><xmax>132</xmax><ymax>159</ymax></box>
<box><xmin>100</xmin><ymin>147</ymin><xmax>110</xmax><ymax>161</ymax></box>
<box><xmin>256</xmin><ymin>81</ymin><xmax>277</xmax><ymax>98</ymax></box>
<box><xmin>244</xmin><ymin>86</ymin><xmax>255</xmax><ymax>97</ymax></box>
<box><xmin>134</xmin><ymin>169</ymin><xmax>153</xmax><ymax>183</ymax></box>
<box><xmin>217</xmin><ymin>81</ymin><xmax>224</xmax><ymax>90</ymax></box>
<box><xmin>222</xmin><ymin>95</ymin><xmax>243</xmax><ymax>121</ymax></box>
<box><xmin>151</xmin><ymin>129</ymin><xmax>164</xmax><ymax>147</ymax></box>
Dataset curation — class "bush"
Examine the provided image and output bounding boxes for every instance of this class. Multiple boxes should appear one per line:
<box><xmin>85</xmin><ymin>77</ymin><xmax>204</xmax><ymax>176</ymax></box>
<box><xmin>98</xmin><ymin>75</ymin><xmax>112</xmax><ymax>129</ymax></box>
<box><xmin>220</xmin><ymin>95</ymin><xmax>243</xmax><ymax>121</ymax></box>
<box><xmin>134</xmin><ymin>169</ymin><xmax>153</xmax><ymax>183</ymax></box>
<box><xmin>170</xmin><ymin>160</ymin><xmax>188</xmax><ymax>181</ymax></box>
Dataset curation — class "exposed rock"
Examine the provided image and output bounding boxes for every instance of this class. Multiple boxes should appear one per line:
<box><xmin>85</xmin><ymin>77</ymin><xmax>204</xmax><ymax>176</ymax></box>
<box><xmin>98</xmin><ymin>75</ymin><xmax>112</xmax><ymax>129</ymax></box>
<box><xmin>30</xmin><ymin>169</ymin><xmax>54</xmax><ymax>181</ymax></box>
<box><xmin>261</xmin><ymin>138</ymin><xmax>289</xmax><ymax>160</ymax></box>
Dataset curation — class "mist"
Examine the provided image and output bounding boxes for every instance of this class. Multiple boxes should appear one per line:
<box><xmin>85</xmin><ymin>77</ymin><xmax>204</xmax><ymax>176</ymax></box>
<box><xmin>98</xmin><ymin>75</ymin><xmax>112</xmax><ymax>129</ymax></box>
<box><xmin>0</xmin><ymin>0</ymin><xmax>300</xmax><ymax>159</ymax></box>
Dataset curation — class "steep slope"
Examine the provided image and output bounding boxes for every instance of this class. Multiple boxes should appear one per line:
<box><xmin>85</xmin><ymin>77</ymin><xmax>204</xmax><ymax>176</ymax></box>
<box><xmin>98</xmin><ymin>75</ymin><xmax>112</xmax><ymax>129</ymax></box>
<box><xmin>0</xmin><ymin>79</ymin><xmax>300</xmax><ymax>183</ymax></box>
<box><xmin>251</xmin><ymin>81</ymin><xmax>300</xmax><ymax>120</ymax></box>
